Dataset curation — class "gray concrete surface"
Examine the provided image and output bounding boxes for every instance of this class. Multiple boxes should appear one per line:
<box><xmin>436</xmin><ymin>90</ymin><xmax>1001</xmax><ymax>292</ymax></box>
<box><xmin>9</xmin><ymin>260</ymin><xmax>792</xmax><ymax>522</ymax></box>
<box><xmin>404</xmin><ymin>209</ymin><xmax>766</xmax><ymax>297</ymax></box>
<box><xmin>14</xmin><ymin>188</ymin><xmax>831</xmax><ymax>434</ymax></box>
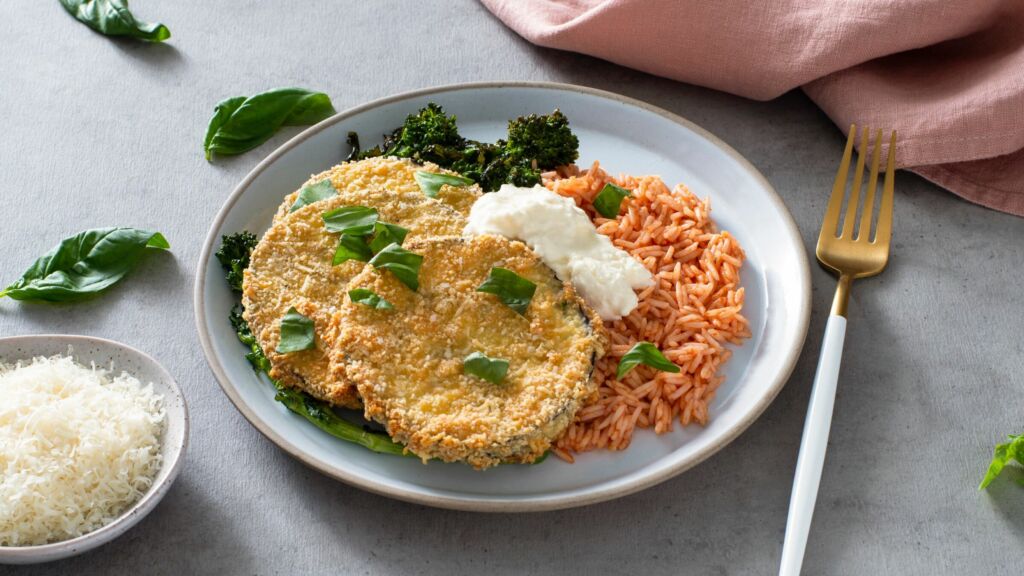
<box><xmin>2</xmin><ymin>1</ymin><xmax>1022</xmax><ymax>575</ymax></box>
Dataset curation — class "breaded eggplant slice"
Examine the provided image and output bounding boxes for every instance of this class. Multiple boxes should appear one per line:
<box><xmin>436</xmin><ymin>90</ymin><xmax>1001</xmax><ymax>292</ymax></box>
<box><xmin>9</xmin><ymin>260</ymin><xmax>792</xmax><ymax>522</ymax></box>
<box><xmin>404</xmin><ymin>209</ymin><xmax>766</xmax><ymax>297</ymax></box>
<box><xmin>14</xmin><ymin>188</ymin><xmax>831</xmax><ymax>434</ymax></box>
<box><xmin>273</xmin><ymin>156</ymin><xmax>480</xmax><ymax>223</ymax></box>
<box><xmin>243</xmin><ymin>188</ymin><xmax>468</xmax><ymax>408</ymax></box>
<box><xmin>331</xmin><ymin>235</ymin><xmax>606</xmax><ymax>469</ymax></box>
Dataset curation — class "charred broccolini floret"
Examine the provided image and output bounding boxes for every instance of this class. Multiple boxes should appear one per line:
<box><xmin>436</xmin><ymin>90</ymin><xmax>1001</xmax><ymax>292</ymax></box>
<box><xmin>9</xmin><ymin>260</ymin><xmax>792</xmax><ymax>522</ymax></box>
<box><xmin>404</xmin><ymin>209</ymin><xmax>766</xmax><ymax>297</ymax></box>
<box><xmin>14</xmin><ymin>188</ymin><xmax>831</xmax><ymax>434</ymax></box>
<box><xmin>374</xmin><ymin>103</ymin><xmax>465</xmax><ymax>165</ymax></box>
<box><xmin>504</xmin><ymin>110</ymin><xmax>579</xmax><ymax>169</ymax></box>
<box><xmin>352</xmin><ymin>104</ymin><xmax>579</xmax><ymax>191</ymax></box>
<box><xmin>450</xmin><ymin>140</ymin><xmax>533</xmax><ymax>191</ymax></box>
<box><xmin>215</xmin><ymin>231</ymin><xmax>258</xmax><ymax>292</ymax></box>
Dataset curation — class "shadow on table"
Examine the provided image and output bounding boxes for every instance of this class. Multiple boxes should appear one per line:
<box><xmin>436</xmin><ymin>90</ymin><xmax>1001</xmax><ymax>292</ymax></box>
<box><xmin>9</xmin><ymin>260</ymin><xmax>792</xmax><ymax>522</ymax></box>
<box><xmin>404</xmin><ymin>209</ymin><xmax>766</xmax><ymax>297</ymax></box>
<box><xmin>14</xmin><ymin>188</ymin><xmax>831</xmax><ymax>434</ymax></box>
<box><xmin>0</xmin><ymin>243</ymin><xmax>184</xmax><ymax>338</ymax></box>
<box><xmin>109</xmin><ymin>38</ymin><xmax>184</xmax><ymax>71</ymax></box>
<box><xmin>201</xmin><ymin>125</ymin><xmax>320</xmax><ymax>174</ymax></box>
<box><xmin>984</xmin><ymin>467</ymin><xmax>1024</xmax><ymax>535</ymax></box>
<box><xmin>265</xmin><ymin>420</ymin><xmax>794</xmax><ymax>576</ymax></box>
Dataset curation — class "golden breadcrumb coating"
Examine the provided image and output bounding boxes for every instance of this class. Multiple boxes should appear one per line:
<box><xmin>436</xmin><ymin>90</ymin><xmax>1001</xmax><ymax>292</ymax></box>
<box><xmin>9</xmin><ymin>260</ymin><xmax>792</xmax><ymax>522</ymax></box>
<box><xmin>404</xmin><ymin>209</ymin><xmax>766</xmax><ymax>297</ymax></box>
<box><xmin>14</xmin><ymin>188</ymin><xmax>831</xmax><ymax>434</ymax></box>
<box><xmin>273</xmin><ymin>156</ymin><xmax>480</xmax><ymax>223</ymax></box>
<box><xmin>244</xmin><ymin>176</ymin><xmax>471</xmax><ymax>408</ymax></box>
<box><xmin>330</xmin><ymin>235</ymin><xmax>606</xmax><ymax>469</ymax></box>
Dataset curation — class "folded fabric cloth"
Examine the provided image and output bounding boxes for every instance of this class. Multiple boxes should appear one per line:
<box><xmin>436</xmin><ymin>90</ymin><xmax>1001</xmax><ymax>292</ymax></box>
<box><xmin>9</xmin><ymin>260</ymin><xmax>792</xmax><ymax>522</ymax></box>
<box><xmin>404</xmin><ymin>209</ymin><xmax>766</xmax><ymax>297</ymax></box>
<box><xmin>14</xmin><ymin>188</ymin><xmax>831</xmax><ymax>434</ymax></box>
<box><xmin>481</xmin><ymin>0</ymin><xmax>1024</xmax><ymax>216</ymax></box>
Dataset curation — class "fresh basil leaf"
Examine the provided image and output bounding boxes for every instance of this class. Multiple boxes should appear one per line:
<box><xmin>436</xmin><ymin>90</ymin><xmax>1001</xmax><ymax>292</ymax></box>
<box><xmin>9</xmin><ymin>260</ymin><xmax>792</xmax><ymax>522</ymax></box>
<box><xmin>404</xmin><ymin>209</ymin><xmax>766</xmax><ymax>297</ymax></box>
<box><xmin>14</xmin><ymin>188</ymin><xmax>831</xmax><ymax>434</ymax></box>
<box><xmin>204</xmin><ymin>88</ymin><xmax>336</xmax><ymax>160</ymax></box>
<box><xmin>203</xmin><ymin>96</ymin><xmax>245</xmax><ymax>160</ymax></box>
<box><xmin>322</xmin><ymin>206</ymin><xmax>378</xmax><ymax>235</ymax></box>
<box><xmin>367</xmin><ymin>222</ymin><xmax>409</xmax><ymax>254</ymax></box>
<box><xmin>332</xmin><ymin>234</ymin><xmax>374</xmax><ymax>265</ymax></box>
<box><xmin>369</xmin><ymin>243</ymin><xmax>423</xmax><ymax>291</ymax></box>
<box><xmin>593</xmin><ymin>183</ymin><xmax>632</xmax><ymax>219</ymax></box>
<box><xmin>616</xmin><ymin>342</ymin><xmax>681</xmax><ymax>380</ymax></box>
<box><xmin>276</xmin><ymin>307</ymin><xmax>315</xmax><ymax>353</ymax></box>
<box><xmin>463</xmin><ymin>352</ymin><xmax>509</xmax><ymax>384</ymax></box>
<box><xmin>59</xmin><ymin>0</ymin><xmax>170</xmax><ymax>42</ymax></box>
<box><xmin>414</xmin><ymin>170</ymin><xmax>473</xmax><ymax>198</ymax></box>
<box><xmin>290</xmin><ymin>180</ymin><xmax>337</xmax><ymax>213</ymax></box>
<box><xmin>980</xmin><ymin>434</ymin><xmax>1024</xmax><ymax>489</ymax></box>
<box><xmin>476</xmin><ymin>267</ymin><xmax>536</xmax><ymax>315</ymax></box>
<box><xmin>1</xmin><ymin>228</ymin><xmax>169</xmax><ymax>303</ymax></box>
<box><xmin>348</xmin><ymin>288</ymin><xmax>393</xmax><ymax>310</ymax></box>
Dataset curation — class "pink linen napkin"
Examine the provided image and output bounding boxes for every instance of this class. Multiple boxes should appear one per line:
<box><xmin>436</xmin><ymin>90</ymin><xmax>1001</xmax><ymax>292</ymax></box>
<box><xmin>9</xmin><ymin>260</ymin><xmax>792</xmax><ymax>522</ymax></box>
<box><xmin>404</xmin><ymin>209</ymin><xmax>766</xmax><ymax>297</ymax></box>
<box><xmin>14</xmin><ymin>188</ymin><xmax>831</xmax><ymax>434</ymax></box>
<box><xmin>481</xmin><ymin>0</ymin><xmax>1024</xmax><ymax>216</ymax></box>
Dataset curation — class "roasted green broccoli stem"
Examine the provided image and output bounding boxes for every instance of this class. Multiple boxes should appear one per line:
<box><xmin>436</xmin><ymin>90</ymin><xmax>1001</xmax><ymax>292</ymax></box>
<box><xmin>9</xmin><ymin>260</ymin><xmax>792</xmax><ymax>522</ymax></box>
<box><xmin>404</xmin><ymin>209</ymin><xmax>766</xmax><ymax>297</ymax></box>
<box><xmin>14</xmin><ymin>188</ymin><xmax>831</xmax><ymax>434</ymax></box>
<box><xmin>504</xmin><ymin>109</ymin><xmax>579</xmax><ymax>169</ymax></box>
<box><xmin>273</xmin><ymin>386</ymin><xmax>407</xmax><ymax>456</ymax></box>
<box><xmin>215</xmin><ymin>232</ymin><xmax>258</xmax><ymax>292</ymax></box>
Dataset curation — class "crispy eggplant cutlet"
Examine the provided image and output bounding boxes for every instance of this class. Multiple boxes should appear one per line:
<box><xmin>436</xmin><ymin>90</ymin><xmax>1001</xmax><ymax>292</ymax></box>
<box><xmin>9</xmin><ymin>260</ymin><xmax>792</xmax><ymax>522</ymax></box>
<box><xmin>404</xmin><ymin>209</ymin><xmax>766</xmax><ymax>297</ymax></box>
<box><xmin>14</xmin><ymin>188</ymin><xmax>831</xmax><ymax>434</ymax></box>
<box><xmin>330</xmin><ymin>235</ymin><xmax>606</xmax><ymax>469</ymax></box>
<box><xmin>273</xmin><ymin>156</ymin><xmax>480</xmax><ymax>223</ymax></box>
<box><xmin>243</xmin><ymin>184</ymin><xmax>474</xmax><ymax>408</ymax></box>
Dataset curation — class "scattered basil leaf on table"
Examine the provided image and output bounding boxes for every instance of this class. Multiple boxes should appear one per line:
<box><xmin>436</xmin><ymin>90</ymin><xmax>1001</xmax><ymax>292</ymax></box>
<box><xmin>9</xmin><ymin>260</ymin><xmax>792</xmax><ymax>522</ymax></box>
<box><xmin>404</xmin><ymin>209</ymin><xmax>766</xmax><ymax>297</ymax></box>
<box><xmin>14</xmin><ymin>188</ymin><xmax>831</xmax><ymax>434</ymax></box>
<box><xmin>215</xmin><ymin>231</ymin><xmax>257</xmax><ymax>292</ymax></box>
<box><xmin>348</xmin><ymin>288</ymin><xmax>393</xmax><ymax>310</ymax></box>
<box><xmin>414</xmin><ymin>170</ymin><xmax>473</xmax><ymax>198</ymax></box>
<box><xmin>1</xmin><ymin>227</ymin><xmax>169</xmax><ymax>303</ymax></box>
<box><xmin>229</xmin><ymin>305</ymin><xmax>405</xmax><ymax>455</ymax></box>
<box><xmin>322</xmin><ymin>205</ymin><xmax>378</xmax><ymax>235</ymax></box>
<box><xmin>59</xmin><ymin>0</ymin><xmax>170</xmax><ymax>42</ymax></box>
<box><xmin>369</xmin><ymin>243</ymin><xmax>423</xmax><ymax>291</ymax></box>
<box><xmin>203</xmin><ymin>88</ymin><xmax>336</xmax><ymax>160</ymax></box>
<box><xmin>979</xmin><ymin>434</ymin><xmax>1024</xmax><ymax>489</ymax></box>
<box><xmin>367</xmin><ymin>222</ymin><xmax>409</xmax><ymax>254</ymax></box>
<box><xmin>276</xmin><ymin>307</ymin><xmax>315</xmax><ymax>353</ymax></box>
<box><xmin>593</xmin><ymin>183</ymin><xmax>632</xmax><ymax>219</ymax></box>
<box><xmin>332</xmin><ymin>234</ymin><xmax>374</xmax><ymax>265</ymax></box>
<box><xmin>476</xmin><ymin>267</ymin><xmax>536</xmax><ymax>315</ymax></box>
<box><xmin>616</xmin><ymin>341</ymin><xmax>681</xmax><ymax>380</ymax></box>
<box><xmin>289</xmin><ymin>180</ymin><xmax>337</xmax><ymax>213</ymax></box>
<box><xmin>463</xmin><ymin>352</ymin><xmax>509</xmax><ymax>385</ymax></box>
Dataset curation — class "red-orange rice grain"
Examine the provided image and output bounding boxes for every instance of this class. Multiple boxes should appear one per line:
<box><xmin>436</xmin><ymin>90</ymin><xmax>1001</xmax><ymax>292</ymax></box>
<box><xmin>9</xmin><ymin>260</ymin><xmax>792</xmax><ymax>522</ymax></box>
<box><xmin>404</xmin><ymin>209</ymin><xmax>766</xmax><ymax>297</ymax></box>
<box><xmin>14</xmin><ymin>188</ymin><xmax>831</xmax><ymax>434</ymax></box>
<box><xmin>544</xmin><ymin>162</ymin><xmax>750</xmax><ymax>460</ymax></box>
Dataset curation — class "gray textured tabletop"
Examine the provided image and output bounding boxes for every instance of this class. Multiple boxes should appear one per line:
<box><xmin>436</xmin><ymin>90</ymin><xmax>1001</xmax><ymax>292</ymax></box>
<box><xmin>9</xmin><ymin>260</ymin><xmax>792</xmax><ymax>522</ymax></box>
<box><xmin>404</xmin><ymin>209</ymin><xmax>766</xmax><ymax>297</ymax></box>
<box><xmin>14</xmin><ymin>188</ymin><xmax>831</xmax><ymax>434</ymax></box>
<box><xmin>2</xmin><ymin>1</ymin><xmax>1022</xmax><ymax>575</ymax></box>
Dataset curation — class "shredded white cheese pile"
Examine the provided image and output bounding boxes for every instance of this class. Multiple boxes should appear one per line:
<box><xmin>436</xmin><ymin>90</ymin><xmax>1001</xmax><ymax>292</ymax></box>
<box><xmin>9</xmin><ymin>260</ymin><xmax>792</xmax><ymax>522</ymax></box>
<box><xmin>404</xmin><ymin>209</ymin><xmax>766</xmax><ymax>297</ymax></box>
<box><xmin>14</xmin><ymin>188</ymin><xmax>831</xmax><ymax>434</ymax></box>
<box><xmin>0</xmin><ymin>354</ymin><xmax>165</xmax><ymax>546</ymax></box>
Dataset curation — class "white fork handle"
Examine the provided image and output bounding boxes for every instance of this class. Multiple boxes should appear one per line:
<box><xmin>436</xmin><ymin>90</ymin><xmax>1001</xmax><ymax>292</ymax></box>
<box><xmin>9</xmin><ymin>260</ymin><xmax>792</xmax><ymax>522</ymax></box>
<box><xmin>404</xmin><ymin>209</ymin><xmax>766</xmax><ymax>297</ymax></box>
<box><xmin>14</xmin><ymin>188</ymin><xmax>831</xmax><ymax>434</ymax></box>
<box><xmin>779</xmin><ymin>315</ymin><xmax>848</xmax><ymax>576</ymax></box>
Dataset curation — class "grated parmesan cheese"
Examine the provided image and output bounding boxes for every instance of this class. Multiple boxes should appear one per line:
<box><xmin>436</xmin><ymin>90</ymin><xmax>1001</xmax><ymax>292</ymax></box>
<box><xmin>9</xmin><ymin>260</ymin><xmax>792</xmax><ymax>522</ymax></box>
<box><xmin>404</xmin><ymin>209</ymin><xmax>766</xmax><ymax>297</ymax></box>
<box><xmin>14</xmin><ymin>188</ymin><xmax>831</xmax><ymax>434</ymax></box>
<box><xmin>0</xmin><ymin>354</ymin><xmax>165</xmax><ymax>546</ymax></box>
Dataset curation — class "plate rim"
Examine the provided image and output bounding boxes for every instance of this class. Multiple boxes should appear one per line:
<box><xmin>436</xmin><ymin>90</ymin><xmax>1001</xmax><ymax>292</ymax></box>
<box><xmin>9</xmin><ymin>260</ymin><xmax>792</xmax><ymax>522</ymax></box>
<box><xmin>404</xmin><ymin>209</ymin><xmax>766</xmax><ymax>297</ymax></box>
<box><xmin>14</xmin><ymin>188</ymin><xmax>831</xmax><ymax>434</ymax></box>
<box><xmin>193</xmin><ymin>80</ymin><xmax>811</xmax><ymax>512</ymax></box>
<box><xmin>0</xmin><ymin>333</ymin><xmax>189</xmax><ymax>563</ymax></box>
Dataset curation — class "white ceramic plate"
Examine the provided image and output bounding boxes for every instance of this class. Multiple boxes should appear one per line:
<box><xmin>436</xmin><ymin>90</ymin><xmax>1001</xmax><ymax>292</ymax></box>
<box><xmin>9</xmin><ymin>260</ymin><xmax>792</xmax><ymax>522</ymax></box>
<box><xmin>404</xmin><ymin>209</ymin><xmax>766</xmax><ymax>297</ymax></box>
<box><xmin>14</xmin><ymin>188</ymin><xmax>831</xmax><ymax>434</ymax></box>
<box><xmin>0</xmin><ymin>334</ymin><xmax>188</xmax><ymax>564</ymax></box>
<box><xmin>194</xmin><ymin>82</ymin><xmax>810</xmax><ymax>511</ymax></box>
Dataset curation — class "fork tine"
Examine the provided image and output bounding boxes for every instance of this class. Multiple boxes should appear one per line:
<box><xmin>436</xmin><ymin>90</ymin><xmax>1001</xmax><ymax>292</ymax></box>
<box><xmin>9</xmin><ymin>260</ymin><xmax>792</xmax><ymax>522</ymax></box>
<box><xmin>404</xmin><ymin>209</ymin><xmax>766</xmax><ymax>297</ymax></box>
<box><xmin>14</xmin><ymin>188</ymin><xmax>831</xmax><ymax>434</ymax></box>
<box><xmin>857</xmin><ymin>129</ymin><xmax>883</xmax><ymax>241</ymax></box>
<box><xmin>841</xmin><ymin>128</ymin><xmax>869</xmax><ymax>238</ymax></box>
<box><xmin>819</xmin><ymin>125</ymin><xmax>856</xmax><ymax>245</ymax></box>
<box><xmin>874</xmin><ymin>130</ymin><xmax>897</xmax><ymax>246</ymax></box>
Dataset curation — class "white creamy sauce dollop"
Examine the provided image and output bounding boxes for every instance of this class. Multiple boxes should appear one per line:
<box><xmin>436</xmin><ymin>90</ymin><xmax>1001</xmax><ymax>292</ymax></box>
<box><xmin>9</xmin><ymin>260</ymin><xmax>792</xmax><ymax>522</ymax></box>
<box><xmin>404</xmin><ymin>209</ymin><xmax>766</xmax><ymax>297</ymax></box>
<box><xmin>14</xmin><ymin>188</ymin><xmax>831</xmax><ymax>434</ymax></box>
<box><xmin>463</xmin><ymin>184</ymin><xmax>653</xmax><ymax>320</ymax></box>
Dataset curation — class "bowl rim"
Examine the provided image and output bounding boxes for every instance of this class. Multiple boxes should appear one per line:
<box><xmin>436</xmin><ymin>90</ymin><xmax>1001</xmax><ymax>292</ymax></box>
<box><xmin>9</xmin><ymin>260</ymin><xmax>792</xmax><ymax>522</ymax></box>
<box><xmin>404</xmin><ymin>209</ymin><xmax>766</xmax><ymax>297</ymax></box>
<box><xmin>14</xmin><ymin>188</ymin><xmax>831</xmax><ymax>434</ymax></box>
<box><xmin>193</xmin><ymin>80</ymin><xmax>811</xmax><ymax>512</ymax></box>
<box><xmin>0</xmin><ymin>333</ymin><xmax>189</xmax><ymax>562</ymax></box>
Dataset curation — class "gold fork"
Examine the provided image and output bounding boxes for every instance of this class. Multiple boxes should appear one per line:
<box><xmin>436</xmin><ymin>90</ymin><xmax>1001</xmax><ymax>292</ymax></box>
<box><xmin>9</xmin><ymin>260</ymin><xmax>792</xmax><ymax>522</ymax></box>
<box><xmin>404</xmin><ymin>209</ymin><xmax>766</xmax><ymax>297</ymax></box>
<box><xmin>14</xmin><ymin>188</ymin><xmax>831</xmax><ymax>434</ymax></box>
<box><xmin>779</xmin><ymin>126</ymin><xmax>896</xmax><ymax>576</ymax></box>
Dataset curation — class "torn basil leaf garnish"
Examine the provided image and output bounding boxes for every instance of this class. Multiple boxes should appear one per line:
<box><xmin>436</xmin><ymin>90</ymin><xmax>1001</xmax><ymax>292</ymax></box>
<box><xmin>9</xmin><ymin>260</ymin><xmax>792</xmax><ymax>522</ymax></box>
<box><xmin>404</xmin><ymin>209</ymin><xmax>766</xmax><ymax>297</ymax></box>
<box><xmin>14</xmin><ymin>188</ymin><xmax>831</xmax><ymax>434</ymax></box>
<box><xmin>476</xmin><ymin>267</ymin><xmax>536</xmax><ymax>315</ymax></box>
<box><xmin>276</xmin><ymin>307</ymin><xmax>316</xmax><ymax>353</ymax></box>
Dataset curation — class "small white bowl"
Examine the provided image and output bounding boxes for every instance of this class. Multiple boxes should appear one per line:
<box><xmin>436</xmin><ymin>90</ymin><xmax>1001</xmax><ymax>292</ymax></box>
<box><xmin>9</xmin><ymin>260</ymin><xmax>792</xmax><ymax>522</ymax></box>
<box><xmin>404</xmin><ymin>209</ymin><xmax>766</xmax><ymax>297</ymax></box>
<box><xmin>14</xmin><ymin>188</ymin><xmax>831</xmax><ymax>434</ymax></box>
<box><xmin>0</xmin><ymin>334</ymin><xmax>188</xmax><ymax>565</ymax></box>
